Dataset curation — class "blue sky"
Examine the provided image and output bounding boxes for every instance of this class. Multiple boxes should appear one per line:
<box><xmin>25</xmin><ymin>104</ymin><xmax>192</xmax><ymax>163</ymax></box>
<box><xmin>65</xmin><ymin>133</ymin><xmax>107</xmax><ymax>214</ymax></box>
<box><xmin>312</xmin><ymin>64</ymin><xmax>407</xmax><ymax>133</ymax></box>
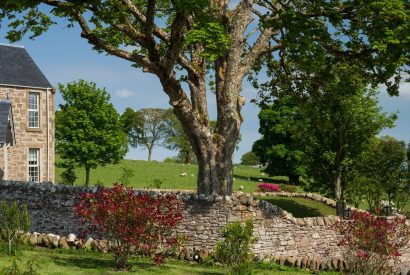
<box><xmin>0</xmin><ymin>19</ymin><xmax>409</xmax><ymax>163</ymax></box>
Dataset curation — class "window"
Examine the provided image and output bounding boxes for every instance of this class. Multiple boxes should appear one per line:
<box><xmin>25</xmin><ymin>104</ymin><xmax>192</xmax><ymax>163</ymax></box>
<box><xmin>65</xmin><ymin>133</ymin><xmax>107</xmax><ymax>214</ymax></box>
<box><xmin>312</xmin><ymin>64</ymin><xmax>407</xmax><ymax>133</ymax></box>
<box><xmin>28</xmin><ymin>92</ymin><xmax>39</xmax><ymax>128</ymax></box>
<box><xmin>28</xmin><ymin>148</ymin><xmax>39</xmax><ymax>182</ymax></box>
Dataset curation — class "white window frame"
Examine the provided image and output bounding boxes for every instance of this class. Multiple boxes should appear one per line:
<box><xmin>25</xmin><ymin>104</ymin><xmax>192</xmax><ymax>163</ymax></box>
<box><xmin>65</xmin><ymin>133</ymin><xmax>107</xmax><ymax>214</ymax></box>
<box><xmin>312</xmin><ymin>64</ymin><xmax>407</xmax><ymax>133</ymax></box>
<box><xmin>28</xmin><ymin>148</ymin><xmax>40</xmax><ymax>182</ymax></box>
<box><xmin>28</xmin><ymin>92</ymin><xmax>39</xmax><ymax>128</ymax></box>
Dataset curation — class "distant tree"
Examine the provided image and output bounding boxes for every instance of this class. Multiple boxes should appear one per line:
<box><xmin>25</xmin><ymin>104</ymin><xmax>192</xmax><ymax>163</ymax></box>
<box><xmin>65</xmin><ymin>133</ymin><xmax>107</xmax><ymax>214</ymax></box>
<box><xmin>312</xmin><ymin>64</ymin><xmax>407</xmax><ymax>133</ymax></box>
<box><xmin>121</xmin><ymin>108</ymin><xmax>168</xmax><ymax>161</ymax></box>
<box><xmin>351</xmin><ymin>136</ymin><xmax>409</xmax><ymax>211</ymax></box>
<box><xmin>163</xmin><ymin>109</ymin><xmax>194</xmax><ymax>164</ymax></box>
<box><xmin>253</xmin><ymin>96</ymin><xmax>305</xmax><ymax>185</ymax></box>
<box><xmin>56</xmin><ymin>80</ymin><xmax>128</xmax><ymax>186</ymax></box>
<box><xmin>240</xmin><ymin>151</ymin><xmax>260</xmax><ymax>166</ymax></box>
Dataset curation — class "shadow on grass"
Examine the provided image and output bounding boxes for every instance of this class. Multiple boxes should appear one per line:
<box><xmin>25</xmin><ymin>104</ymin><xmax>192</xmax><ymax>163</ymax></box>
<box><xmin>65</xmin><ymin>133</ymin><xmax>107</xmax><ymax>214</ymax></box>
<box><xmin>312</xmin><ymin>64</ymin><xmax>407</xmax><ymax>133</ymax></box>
<box><xmin>262</xmin><ymin>197</ymin><xmax>333</xmax><ymax>218</ymax></box>
<box><xmin>49</xmin><ymin>254</ymin><xmax>222</xmax><ymax>275</ymax></box>
<box><xmin>233</xmin><ymin>174</ymin><xmax>289</xmax><ymax>184</ymax></box>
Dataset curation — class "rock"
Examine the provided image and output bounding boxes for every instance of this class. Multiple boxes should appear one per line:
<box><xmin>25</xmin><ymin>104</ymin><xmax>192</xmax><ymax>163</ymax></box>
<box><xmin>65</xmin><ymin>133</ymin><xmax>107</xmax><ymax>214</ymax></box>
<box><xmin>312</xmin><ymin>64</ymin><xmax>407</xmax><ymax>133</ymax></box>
<box><xmin>98</xmin><ymin>240</ymin><xmax>109</xmax><ymax>253</ymax></box>
<box><xmin>198</xmin><ymin>248</ymin><xmax>209</xmax><ymax>261</ymax></box>
<box><xmin>67</xmin><ymin>233</ymin><xmax>76</xmax><ymax>243</ymax></box>
<box><xmin>84</xmin><ymin>238</ymin><xmax>93</xmax><ymax>250</ymax></box>
<box><xmin>295</xmin><ymin>257</ymin><xmax>302</xmax><ymax>268</ymax></box>
<box><xmin>238</xmin><ymin>193</ymin><xmax>253</xmax><ymax>206</ymax></box>
<box><xmin>239</xmin><ymin>185</ymin><xmax>244</xmax><ymax>191</ymax></box>
<box><xmin>301</xmin><ymin>256</ymin><xmax>308</xmax><ymax>268</ymax></box>
<box><xmin>42</xmin><ymin>234</ymin><xmax>52</xmax><ymax>248</ymax></box>
<box><xmin>58</xmin><ymin>236</ymin><xmax>70</xmax><ymax>249</ymax></box>
<box><xmin>51</xmin><ymin>234</ymin><xmax>60</xmax><ymax>248</ymax></box>
<box><xmin>278</xmin><ymin>255</ymin><xmax>286</xmax><ymax>266</ymax></box>
<box><xmin>29</xmin><ymin>234</ymin><xmax>38</xmax><ymax>246</ymax></box>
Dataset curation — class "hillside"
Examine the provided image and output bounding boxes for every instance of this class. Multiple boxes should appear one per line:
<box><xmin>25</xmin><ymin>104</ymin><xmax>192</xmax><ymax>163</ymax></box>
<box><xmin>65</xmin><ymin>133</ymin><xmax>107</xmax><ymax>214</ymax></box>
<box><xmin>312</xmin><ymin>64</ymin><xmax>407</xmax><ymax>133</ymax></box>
<box><xmin>55</xmin><ymin>159</ymin><xmax>289</xmax><ymax>193</ymax></box>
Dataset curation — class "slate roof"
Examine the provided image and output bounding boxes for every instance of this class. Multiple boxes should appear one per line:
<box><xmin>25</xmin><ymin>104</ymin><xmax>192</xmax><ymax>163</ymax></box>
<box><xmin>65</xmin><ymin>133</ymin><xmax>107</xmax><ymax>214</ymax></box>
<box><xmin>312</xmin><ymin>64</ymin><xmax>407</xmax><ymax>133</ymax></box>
<box><xmin>0</xmin><ymin>100</ymin><xmax>15</xmax><ymax>145</ymax></box>
<box><xmin>0</xmin><ymin>44</ymin><xmax>52</xmax><ymax>89</ymax></box>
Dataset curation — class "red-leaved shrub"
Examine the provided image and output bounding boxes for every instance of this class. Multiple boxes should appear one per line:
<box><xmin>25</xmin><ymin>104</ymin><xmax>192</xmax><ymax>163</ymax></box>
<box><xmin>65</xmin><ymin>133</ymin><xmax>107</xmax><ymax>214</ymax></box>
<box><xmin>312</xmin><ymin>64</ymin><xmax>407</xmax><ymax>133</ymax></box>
<box><xmin>256</xmin><ymin>183</ymin><xmax>281</xmax><ymax>192</ymax></box>
<box><xmin>334</xmin><ymin>210</ymin><xmax>409</xmax><ymax>274</ymax></box>
<box><xmin>74</xmin><ymin>183</ymin><xmax>183</xmax><ymax>270</ymax></box>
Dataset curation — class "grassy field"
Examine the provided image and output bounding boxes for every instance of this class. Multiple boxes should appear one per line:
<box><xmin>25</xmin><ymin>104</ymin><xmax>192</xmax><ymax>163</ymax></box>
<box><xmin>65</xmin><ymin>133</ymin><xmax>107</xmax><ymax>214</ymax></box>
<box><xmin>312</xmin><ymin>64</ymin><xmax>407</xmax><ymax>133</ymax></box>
<box><xmin>0</xmin><ymin>247</ymin><xmax>339</xmax><ymax>275</ymax></box>
<box><xmin>55</xmin><ymin>159</ymin><xmax>296</xmax><ymax>193</ymax></box>
<box><xmin>261</xmin><ymin>197</ymin><xmax>336</xmax><ymax>218</ymax></box>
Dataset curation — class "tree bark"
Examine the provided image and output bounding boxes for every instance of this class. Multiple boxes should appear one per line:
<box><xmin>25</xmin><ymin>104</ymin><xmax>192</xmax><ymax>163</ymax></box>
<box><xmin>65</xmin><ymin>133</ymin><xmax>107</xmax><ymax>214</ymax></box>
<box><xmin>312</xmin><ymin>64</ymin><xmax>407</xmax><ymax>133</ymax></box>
<box><xmin>289</xmin><ymin>174</ymin><xmax>300</xmax><ymax>185</ymax></box>
<box><xmin>85</xmin><ymin>167</ymin><xmax>90</xmax><ymax>187</ymax></box>
<box><xmin>148</xmin><ymin>147</ymin><xmax>152</xmax><ymax>161</ymax></box>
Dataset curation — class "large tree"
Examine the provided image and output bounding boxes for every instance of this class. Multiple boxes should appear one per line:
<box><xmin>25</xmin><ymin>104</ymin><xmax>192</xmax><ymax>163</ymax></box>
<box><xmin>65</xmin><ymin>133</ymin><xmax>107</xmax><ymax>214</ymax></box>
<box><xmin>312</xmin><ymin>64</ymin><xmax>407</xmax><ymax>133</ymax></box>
<box><xmin>56</xmin><ymin>80</ymin><xmax>128</xmax><ymax>186</ymax></box>
<box><xmin>300</xmin><ymin>64</ymin><xmax>396</xmax><ymax>201</ymax></box>
<box><xmin>2</xmin><ymin>0</ymin><xmax>409</xmax><ymax>196</ymax></box>
<box><xmin>121</xmin><ymin>108</ymin><xmax>168</xmax><ymax>161</ymax></box>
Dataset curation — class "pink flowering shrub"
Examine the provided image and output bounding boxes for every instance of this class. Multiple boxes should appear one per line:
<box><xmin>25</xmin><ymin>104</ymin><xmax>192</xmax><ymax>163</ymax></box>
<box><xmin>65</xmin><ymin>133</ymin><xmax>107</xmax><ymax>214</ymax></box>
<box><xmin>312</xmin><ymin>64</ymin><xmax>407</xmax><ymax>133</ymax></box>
<box><xmin>256</xmin><ymin>183</ymin><xmax>281</xmax><ymax>192</ymax></box>
<box><xmin>334</xmin><ymin>210</ymin><xmax>410</xmax><ymax>274</ymax></box>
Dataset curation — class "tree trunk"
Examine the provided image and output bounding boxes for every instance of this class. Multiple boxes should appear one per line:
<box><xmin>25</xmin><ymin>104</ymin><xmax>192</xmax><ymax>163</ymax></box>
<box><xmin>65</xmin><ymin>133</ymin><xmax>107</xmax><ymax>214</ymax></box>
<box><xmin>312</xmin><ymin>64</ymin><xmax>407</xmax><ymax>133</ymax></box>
<box><xmin>288</xmin><ymin>174</ymin><xmax>299</xmax><ymax>185</ymax></box>
<box><xmin>335</xmin><ymin>168</ymin><xmax>344</xmax><ymax>217</ymax></box>
<box><xmin>183</xmin><ymin>150</ymin><xmax>191</xmax><ymax>164</ymax></box>
<box><xmin>148</xmin><ymin>147</ymin><xmax>152</xmax><ymax>161</ymax></box>
<box><xmin>195</xmin><ymin>146</ymin><xmax>234</xmax><ymax>197</ymax></box>
<box><xmin>85</xmin><ymin>167</ymin><xmax>90</xmax><ymax>187</ymax></box>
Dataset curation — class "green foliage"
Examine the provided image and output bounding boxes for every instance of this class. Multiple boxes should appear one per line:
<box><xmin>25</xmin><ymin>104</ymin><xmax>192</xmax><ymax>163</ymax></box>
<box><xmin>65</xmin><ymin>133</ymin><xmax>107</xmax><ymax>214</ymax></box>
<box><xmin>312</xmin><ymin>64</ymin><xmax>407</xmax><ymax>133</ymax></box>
<box><xmin>120</xmin><ymin>108</ymin><xmax>168</xmax><ymax>161</ymax></box>
<box><xmin>0</xmin><ymin>202</ymin><xmax>30</xmax><ymax>255</ymax></box>
<box><xmin>2</xmin><ymin>256</ymin><xmax>41</xmax><ymax>275</ymax></box>
<box><xmin>214</xmin><ymin>220</ymin><xmax>256</xmax><ymax>274</ymax></box>
<box><xmin>185</xmin><ymin>22</ymin><xmax>230</xmax><ymax>61</ymax></box>
<box><xmin>56</xmin><ymin>80</ymin><xmax>128</xmax><ymax>186</ymax></box>
<box><xmin>148</xmin><ymin>179</ymin><xmax>163</xmax><ymax>189</ymax></box>
<box><xmin>348</xmin><ymin>136</ymin><xmax>409</xmax><ymax>212</ymax></box>
<box><xmin>118</xmin><ymin>166</ymin><xmax>135</xmax><ymax>186</ymax></box>
<box><xmin>59</xmin><ymin>161</ymin><xmax>77</xmax><ymax>186</ymax></box>
<box><xmin>253</xmin><ymin>96</ymin><xmax>305</xmax><ymax>185</ymax></box>
<box><xmin>163</xmin><ymin>109</ymin><xmax>195</xmax><ymax>164</ymax></box>
<box><xmin>2</xmin><ymin>257</ymin><xmax>20</xmax><ymax>275</ymax></box>
<box><xmin>240</xmin><ymin>151</ymin><xmax>260</xmax><ymax>166</ymax></box>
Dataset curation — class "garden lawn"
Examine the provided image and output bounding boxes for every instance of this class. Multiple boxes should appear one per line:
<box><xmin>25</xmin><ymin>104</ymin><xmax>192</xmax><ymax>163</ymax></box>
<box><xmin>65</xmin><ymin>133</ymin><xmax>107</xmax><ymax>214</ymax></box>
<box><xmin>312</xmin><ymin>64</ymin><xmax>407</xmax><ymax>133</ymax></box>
<box><xmin>261</xmin><ymin>196</ymin><xmax>336</xmax><ymax>218</ymax></box>
<box><xmin>55</xmin><ymin>159</ymin><xmax>300</xmax><ymax>193</ymax></box>
<box><xmin>0</xmin><ymin>247</ymin><xmax>339</xmax><ymax>275</ymax></box>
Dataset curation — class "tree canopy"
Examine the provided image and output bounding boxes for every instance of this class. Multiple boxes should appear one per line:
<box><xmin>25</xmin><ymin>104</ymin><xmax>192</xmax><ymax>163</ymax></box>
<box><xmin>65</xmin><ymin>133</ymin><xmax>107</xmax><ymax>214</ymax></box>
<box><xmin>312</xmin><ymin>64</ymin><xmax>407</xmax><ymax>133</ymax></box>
<box><xmin>120</xmin><ymin>108</ymin><xmax>168</xmax><ymax>161</ymax></box>
<box><xmin>2</xmin><ymin>0</ymin><xmax>409</xmax><ymax>195</ymax></box>
<box><xmin>56</xmin><ymin>80</ymin><xmax>128</xmax><ymax>186</ymax></box>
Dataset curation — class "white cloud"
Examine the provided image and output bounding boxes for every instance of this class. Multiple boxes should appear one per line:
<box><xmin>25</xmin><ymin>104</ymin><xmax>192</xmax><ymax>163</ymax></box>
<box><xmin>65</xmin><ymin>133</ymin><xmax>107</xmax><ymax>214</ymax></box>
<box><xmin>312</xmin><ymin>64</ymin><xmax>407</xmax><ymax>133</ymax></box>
<box><xmin>398</xmin><ymin>82</ymin><xmax>410</xmax><ymax>100</ymax></box>
<box><xmin>115</xmin><ymin>89</ymin><xmax>134</xmax><ymax>98</ymax></box>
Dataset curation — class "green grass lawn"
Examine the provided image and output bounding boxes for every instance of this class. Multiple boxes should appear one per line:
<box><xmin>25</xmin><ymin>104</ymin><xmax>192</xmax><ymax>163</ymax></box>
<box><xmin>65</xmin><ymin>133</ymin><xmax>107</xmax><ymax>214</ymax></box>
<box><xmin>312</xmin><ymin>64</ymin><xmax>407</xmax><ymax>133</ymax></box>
<box><xmin>55</xmin><ymin>159</ymin><xmax>296</xmax><ymax>193</ymax></box>
<box><xmin>0</xmin><ymin>247</ymin><xmax>339</xmax><ymax>275</ymax></box>
<box><xmin>261</xmin><ymin>197</ymin><xmax>336</xmax><ymax>218</ymax></box>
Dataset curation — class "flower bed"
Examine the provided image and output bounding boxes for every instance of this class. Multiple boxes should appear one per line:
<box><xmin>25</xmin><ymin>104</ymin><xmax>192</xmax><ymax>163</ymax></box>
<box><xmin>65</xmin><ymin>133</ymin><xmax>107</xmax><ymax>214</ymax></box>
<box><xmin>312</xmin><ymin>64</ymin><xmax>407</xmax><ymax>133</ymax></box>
<box><xmin>256</xmin><ymin>183</ymin><xmax>281</xmax><ymax>192</ymax></box>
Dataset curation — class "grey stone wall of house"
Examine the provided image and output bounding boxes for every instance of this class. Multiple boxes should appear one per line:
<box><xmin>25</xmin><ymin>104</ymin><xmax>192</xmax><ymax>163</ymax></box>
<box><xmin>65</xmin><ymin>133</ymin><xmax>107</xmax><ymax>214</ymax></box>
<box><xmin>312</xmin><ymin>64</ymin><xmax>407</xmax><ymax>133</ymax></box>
<box><xmin>0</xmin><ymin>181</ymin><xmax>409</xmax><ymax>270</ymax></box>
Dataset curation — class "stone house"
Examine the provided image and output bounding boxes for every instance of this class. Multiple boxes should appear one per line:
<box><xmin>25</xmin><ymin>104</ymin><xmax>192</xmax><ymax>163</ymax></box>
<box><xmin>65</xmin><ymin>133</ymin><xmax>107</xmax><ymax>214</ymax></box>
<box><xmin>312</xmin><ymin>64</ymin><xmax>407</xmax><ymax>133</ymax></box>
<box><xmin>0</xmin><ymin>44</ymin><xmax>55</xmax><ymax>182</ymax></box>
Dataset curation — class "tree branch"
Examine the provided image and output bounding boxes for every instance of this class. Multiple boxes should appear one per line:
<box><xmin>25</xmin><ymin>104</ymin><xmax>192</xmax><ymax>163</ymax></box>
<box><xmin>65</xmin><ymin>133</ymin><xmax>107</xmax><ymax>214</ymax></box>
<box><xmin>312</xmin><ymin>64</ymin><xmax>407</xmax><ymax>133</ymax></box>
<box><xmin>73</xmin><ymin>11</ymin><xmax>155</xmax><ymax>72</ymax></box>
<box><xmin>121</xmin><ymin>0</ymin><xmax>170</xmax><ymax>44</ymax></box>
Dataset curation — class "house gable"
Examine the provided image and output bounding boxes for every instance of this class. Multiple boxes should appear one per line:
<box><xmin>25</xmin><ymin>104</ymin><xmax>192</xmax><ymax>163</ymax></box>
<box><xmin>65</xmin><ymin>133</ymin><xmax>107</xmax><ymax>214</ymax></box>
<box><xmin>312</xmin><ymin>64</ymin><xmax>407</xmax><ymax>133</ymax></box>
<box><xmin>0</xmin><ymin>44</ymin><xmax>52</xmax><ymax>89</ymax></box>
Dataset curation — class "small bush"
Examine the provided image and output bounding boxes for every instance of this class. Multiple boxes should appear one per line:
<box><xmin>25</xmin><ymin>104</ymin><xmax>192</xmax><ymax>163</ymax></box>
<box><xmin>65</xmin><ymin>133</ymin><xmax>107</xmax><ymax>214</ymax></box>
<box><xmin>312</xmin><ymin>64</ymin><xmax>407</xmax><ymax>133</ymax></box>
<box><xmin>280</xmin><ymin>184</ymin><xmax>298</xmax><ymax>193</ymax></box>
<box><xmin>74</xmin><ymin>183</ymin><xmax>183</xmax><ymax>270</ymax></box>
<box><xmin>60</xmin><ymin>162</ymin><xmax>77</xmax><ymax>186</ymax></box>
<box><xmin>118</xmin><ymin>166</ymin><xmax>134</xmax><ymax>186</ymax></box>
<box><xmin>214</xmin><ymin>219</ymin><xmax>256</xmax><ymax>274</ymax></box>
<box><xmin>256</xmin><ymin>183</ymin><xmax>281</xmax><ymax>192</ymax></box>
<box><xmin>0</xmin><ymin>202</ymin><xmax>30</xmax><ymax>255</ymax></box>
<box><xmin>335</xmin><ymin>210</ymin><xmax>410</xmax><ymax>274</ymax></box>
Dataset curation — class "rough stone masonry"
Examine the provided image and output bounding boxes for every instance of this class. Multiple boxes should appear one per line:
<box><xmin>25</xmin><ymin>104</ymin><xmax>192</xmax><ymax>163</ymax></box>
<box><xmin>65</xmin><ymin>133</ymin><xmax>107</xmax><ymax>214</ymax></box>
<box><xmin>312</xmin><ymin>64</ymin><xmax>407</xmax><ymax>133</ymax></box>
<box><xmin>0</xmin><ymin>180</ymin><xmax>409</xmax><ymax>272</ymax></box>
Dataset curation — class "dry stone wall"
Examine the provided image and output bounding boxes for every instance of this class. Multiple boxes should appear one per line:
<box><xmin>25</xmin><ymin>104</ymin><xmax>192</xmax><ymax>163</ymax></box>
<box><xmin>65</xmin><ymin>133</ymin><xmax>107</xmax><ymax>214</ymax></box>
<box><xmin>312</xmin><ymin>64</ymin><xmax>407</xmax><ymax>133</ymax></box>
<box><xmin>0</xmin><ymin>181</ymin><xmax>409</xmax><ymax>272</ymax></box>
